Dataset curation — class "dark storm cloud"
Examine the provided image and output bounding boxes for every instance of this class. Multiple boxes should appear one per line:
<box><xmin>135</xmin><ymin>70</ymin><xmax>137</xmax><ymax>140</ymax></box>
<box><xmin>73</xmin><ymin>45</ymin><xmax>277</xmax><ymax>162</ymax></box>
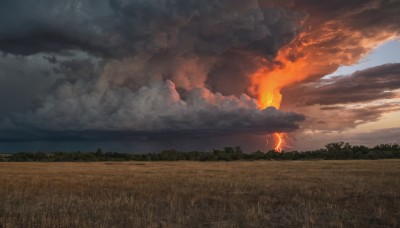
<box><xmin>0</xmin><ymin>0</ymin><xmax>304</xmax><ymax>58</ymax></box>
<box><xmin>0</xmin><ymin>50</ymin><xmax>102</xmax><ymax>116</ymax></box>
<box><xmin>0</xmin><ymin>106</ymin><xmax>304</xmax><ymax>142</ymax></box>
<box><xmin>283</xmin><ymin>63</ymin><xmax>400</xmax><ymax>106</ymax></box>
<box><xmin>0</xmin><ymin>1</ymin><xmax>114</xmax><ymax>56</ymax></box>
<box><xmin>0</xmin><ymin>0</ymin><xmax>309</xmax><ymax>145</ymax></box>
<box><xmin>1</xmin><ymin>78</ymin><xmax>304</xmax><ymax>136</ymax></box>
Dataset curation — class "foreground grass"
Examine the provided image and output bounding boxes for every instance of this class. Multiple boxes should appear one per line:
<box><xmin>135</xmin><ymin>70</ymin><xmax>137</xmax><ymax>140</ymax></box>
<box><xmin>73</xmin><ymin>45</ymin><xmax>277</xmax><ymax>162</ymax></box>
<box><xmin>0</xmin><ymin>160</ymin><xmax>399</xmax><ymax>227</ymax></box>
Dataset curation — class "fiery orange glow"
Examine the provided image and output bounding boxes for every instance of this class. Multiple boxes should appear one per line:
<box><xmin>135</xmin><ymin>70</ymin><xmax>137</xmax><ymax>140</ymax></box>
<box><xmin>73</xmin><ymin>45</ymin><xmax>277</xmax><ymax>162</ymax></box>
<box><xmin>250</xmin><ymin>27</ymin><xmax>397</xmax><ymax>152</ymax></box>
<box><xmin>250</xmin><ymin>46</ymin><xmax>309</xmax><ymax>110</ymax></box>
<box><xmin>251</xmin><ymin>47</ymin><xmax>305</xmax><ymax>152</ymax></box>
<box><xmin>251</xmin><ymin>29</ymin><xmax>397</xmax><ymax>111</ymax></box>
<box><xmin>250</xmin><ymin>40</ymin><xmax>314</xmax><ymax>152</ymax></box>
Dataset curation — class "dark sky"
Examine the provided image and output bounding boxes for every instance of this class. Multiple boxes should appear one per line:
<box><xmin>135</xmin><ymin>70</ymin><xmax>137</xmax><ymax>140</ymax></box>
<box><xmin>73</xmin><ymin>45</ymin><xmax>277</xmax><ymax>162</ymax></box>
<box><xmin>0</xmin><ymin>0</ymin><xmax>399</xmax><ymax>152</ymax></box>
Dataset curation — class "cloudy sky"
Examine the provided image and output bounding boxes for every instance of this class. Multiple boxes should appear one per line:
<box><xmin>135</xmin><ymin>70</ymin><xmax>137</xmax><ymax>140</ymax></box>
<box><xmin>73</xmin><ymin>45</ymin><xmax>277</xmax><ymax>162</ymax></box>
<box><xmin>0</xmin><ymin>0</ymin><xmax>399</xmax><ymax>153</ymax></box>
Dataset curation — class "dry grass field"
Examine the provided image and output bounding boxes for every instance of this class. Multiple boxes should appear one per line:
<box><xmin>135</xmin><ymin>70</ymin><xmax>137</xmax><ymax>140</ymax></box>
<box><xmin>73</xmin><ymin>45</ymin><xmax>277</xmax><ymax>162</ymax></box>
<box><xmin>1</xmin><ymin>160</ymin><xmax>399</xmax><ymax>227</ymax></box>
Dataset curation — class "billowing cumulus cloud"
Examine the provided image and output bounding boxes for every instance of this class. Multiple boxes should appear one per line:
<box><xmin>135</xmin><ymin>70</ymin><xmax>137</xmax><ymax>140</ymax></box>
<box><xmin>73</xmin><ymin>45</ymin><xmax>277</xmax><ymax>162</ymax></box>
<box><xmin>0</xmin><ymin>51</ymin><xmax>304</xmax><ymax>140</ymax></box>
<box><xmin>14</xmin><ymin>79</ymin><xmax>304</xmax><ymax>133</ymax></box>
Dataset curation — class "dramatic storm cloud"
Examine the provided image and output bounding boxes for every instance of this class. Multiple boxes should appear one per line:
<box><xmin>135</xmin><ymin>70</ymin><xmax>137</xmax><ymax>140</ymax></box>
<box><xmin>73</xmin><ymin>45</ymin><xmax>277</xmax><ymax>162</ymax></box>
<box><xmin>0</xmin><ymin>0</ymin><xmax>306</xmax><ymax>149</ymax></box>
<box><xmin>0</xmin><ymin>0</ymin><xmax>399</xmax><ymax>152</ymax></box>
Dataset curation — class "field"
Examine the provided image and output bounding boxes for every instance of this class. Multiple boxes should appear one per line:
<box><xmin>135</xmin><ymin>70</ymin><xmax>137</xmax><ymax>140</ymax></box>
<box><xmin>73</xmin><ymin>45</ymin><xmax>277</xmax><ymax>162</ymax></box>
<box><xmin>1</xmin><ymin>160</ymin><xmax>400</xmax><ymax>227</ymax></box>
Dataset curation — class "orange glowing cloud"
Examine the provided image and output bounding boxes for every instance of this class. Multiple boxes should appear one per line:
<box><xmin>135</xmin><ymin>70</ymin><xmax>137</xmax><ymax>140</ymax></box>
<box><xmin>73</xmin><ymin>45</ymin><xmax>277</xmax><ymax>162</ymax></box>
<box><xmin>249</xmin><ymin>15</ymin><xmax>399</xmax><ymax>152</ymax></box>
<box><xmin>250</xmin><ymin>21</ymin><xmax>399</xmax><ymax>111</ymax></box>
<box><xmin>250</xmin><ymin>45</ymin><xmax>308</xmax><ymax>110</ymax></box>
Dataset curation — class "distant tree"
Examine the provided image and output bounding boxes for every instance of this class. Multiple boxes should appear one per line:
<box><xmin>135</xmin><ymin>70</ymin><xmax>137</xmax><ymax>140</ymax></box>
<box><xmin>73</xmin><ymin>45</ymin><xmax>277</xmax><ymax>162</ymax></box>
<box><xmin>4</xmin><ymin>142</ymin><xmax>400</xmax><ymax>162</ymax></box>
<box><xmin>351</xmin><ymin>145</ymin><xmax>370</xmax><ymax>159</ymax></box>
<box><xmin>374</xmin><ymin>143</ymin><xmax>400</xmax><ymax>152</ymax></box>
<box><xmin>251</xmin><ymin>151</ymin><xmax>265</xmax><ymax>160</ymax></box>
<box><xmin>95</xmin><ymin>148</ymin><xmax>103</xmax><ymax>156</ymax></box>
<box><xmin>35</xmin><ymin>152</ymin><xmax>49</xmax><ymax>162</ymax></box>
<box><xmin>325</xmin><ymin>142</ymin><xmax>353</xmax><ymax>159</ymax></box>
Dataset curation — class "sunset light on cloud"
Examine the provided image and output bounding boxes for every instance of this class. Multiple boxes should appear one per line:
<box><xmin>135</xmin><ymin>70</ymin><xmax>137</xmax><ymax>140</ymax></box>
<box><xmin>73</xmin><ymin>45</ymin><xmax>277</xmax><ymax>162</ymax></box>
<box><xmin>0</xmin><ymin>0</ymin><xmax>399</xmax><ymax>152</ymax></box>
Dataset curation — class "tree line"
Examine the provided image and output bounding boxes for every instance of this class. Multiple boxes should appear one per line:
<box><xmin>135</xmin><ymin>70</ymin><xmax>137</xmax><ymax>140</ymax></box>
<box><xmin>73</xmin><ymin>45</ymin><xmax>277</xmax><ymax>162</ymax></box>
<box><xmin>1</xmin><ymin>142</ymin><xmax>399</xmax><ymax>162</ymax></box>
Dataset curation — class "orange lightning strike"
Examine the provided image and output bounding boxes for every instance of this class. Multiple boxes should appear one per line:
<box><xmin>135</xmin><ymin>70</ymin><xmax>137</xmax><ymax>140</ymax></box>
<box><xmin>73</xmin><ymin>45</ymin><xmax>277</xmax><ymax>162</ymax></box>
<box><xmin>274</xmin><ymin>133</ymin><xmax>284</xmax><ymax>152</ymax></box>
<box><xmin>273</xmin><ymin>133</ymin><xmax>293</xmax><ymax>153</ymax></box>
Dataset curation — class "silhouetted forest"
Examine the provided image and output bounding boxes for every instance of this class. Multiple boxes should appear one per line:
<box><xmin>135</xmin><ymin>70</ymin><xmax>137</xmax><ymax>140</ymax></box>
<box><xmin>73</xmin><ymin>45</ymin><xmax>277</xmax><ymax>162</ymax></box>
<box><xmin>1</xmin><ymin>142</ymin><xmax>399</xmax><ymax>162</ymax></box>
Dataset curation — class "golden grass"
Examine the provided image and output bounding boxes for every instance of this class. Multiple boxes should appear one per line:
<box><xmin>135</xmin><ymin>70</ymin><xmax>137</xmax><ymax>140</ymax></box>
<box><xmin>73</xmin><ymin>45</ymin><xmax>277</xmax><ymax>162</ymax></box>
<box><xmin>1</xmin><ymin>160</ymin><xmax>400</xmax><ymax>227</ymax></box>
